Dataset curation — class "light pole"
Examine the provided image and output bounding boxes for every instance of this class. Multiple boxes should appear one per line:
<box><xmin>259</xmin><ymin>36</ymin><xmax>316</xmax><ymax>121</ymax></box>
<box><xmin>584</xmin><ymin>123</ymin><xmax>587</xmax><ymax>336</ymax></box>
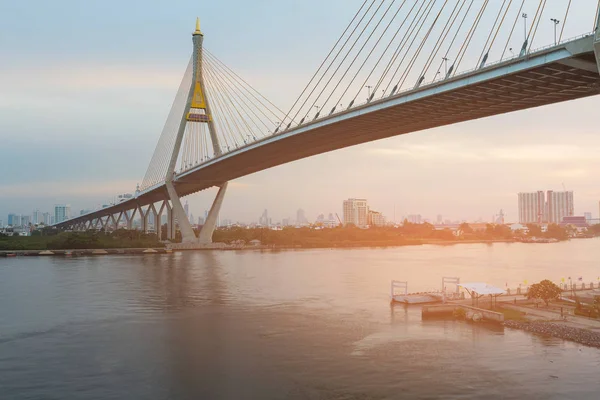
<box><xmin>550</xmin><ymin>18</ymin><xmax>560</xmax><ymax>45</ymax></box>
<box><xmin>442</xmin><ymin>57</ymin><xmax>450</xmax><ymax>75</ymax></box>
<box><xmin>522</xmin><ymin>13</ymin><xmax>528</xmax><ymax>42</ymax></box>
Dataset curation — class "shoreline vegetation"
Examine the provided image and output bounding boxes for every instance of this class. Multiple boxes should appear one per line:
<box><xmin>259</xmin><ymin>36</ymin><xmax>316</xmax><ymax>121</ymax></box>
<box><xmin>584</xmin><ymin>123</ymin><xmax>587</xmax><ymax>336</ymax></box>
<box><xmin>1</xmin><ymin>222</ymin><xmax>597</xmax><ymax>251</ymax></box>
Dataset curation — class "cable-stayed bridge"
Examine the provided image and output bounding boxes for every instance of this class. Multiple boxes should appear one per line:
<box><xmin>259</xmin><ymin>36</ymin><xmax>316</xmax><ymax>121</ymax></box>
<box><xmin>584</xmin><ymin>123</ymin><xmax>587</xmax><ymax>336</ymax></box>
<box><xmin>54</xmin><ymin>0</ymin><xmax>600</xmax><ymax>247</ymax></box>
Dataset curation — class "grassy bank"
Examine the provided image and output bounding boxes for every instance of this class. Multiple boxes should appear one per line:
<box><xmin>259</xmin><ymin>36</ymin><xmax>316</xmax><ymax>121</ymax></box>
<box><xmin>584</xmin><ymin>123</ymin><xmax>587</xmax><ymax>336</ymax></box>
<box><xmin>0</xmin><ymin>231</ymin><xmax>163</xmax><ymax>251</ymax></box>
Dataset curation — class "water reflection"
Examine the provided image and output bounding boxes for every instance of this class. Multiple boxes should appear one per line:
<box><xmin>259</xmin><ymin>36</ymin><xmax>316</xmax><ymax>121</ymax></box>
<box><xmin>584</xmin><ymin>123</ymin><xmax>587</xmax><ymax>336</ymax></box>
<box><xmin>1</xmin><ymin>243</ymin><xmax>600</xmax><ymax>399</ymax></box>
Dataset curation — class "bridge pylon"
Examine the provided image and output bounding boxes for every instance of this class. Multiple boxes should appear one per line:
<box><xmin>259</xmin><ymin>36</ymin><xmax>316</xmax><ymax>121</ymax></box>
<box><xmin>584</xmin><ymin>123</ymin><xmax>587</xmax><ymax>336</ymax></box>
<box><xmin>165</xmin><ymin>18</ymin><xmax>228</xmax><ymax>244</ymax></box>
<box><xmin>595</xmin><ymin>6</ymin><xmax>600</xmax><ymax>73</ymax></box>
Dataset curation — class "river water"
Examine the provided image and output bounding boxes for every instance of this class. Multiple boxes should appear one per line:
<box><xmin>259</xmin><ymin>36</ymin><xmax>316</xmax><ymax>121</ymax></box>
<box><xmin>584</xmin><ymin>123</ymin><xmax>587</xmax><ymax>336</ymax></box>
<box><xmin>1</xmin><ymin>240</ymin><xmax>600</xmax><ymax>399</ymax></box>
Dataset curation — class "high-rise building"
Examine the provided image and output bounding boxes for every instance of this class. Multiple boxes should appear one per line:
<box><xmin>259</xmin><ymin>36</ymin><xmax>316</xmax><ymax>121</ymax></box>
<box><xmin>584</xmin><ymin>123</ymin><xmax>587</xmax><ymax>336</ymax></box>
<box><xmin>7</xmin><ymin>213</ymin><xmax>17</xmax><ymax>226</ymax></box>
<box><xmin>343</xmin><ymin>199</ymin><xmax>368</xmax><ymax>227</ymax></box>
<box><xmin>518</xmin><ymin>190</ymin><xmax>574</xmax><ymax>224</ymax></box>
<box><xmin>546</xmin><ymin>190</ymin><xmax>574</xmax><ymax>224</ymax></box>
<box><xmin>54</xmin><ymin>205</ymin><xmax>71</xmax><ymax>224</ymax></box>
<box><xmin>43</xmin><ymin>212</ymin><xmax>51</xmax><ymax>225</ymax></box>
<box><xmin>518</xmin><ymin>191</ymin><xmax>545</xmax><ymax>224</ymax></box>
<box><xmin>197</xmin><ymin>216</ymin><xmax>205</xmax><ymax>226</ymax></box>
<box><xmin>21</xmin><ymin>216</ymin><xmax>31</xmax><ymax>227</ymax></box>
<box><xmin>296</xmin><ymin>208</ymin><xmax>308</xmax><ymax>225</ymax></box>
<box><xmin>407</xmin><ymin>214</ymin><xmax>422</xmax><ymax>224</ymax></box>
<box><xmin>259</xmin><ymin>209</ymin><xmax>269</xmax><ymax>226</ymax></box>
<box><xmin>584</xmin><ymin>212</ymin><xmax>592</xmax><ymax>222</ymax></box>
<box><xmin>184</xmin><ymin>201</ymin><xmax>189</xmax><ymax>219</ymax></box>
<box><xmin>32</xmin><ymin>210</ymin><xmax>43</xmax><ymax>224</ymax></box>
<box><xmin>368</xmin><ymin>210</ymin><xmax>386</xmax><ymax>226</ymax></box>
<box><xmin>436</xmin><ymin>214</ymin><xmax>443</xmax><ymax>225</ymax></box>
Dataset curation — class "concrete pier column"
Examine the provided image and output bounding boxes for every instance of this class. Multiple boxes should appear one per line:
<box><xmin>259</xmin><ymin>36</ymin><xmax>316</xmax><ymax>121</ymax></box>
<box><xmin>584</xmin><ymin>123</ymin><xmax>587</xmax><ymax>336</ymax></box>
<box><xmin>166</xmin><ymin>202</ymin><xmax>174</xmax><ymax>240</ymax></box>
<box><xmin>198</xmin><ymin>182</ymin><xmax>228</xmax><ymax>244</ymax></box>
<box><xmin>156</xmin><ymin>201</ymin><xmax>167</xmax><ymax>240</ymax></box>
<box><xmin>166</xmin><ymin>182</ymin><xmax>196</xmax><ymax>243</ymax></box>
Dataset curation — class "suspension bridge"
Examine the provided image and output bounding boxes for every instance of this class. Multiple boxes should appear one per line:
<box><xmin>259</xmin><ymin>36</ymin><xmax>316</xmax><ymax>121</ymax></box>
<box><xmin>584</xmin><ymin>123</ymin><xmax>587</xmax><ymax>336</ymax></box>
<box><xmin>54</xmin><ymin>0</ymin><xmax>600</xmax><ymax>247</ymax></box>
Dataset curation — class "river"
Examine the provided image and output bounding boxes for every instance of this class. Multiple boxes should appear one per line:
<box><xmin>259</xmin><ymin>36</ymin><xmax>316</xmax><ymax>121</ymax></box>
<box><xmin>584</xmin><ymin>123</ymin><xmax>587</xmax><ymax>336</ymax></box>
<box><xmin>1</xmin><ymin>240</ymin><xmax>600</xmax><ymax>399</ymax></box>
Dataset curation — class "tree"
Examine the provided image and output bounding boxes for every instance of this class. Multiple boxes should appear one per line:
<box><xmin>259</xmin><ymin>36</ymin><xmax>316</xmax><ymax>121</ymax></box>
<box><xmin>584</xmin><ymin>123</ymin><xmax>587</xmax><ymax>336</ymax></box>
<box><xmin>526</xmin><ymin>224</ymin><xmax>543</xmax><ymax>237</ymax></box>
<box><xmin>527</xmin><ymin>279</ymin><xmax>562</xmax><ymax>306</ymax></box>
<box><xmin>459</xmin><ymin>222</ymin><xmax>473</xmax><ymax>234</ymax></box>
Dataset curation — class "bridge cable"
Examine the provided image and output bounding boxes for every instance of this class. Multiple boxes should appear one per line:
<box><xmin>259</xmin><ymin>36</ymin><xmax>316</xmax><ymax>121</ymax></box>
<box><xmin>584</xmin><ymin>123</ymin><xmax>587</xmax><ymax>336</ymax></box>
<box><xmin>559</xmin><ymin>0</ymin><xmax>572</xmax><ymax>43</ymax></box>
<box><xmin>204</xmin><ymin>56</ymin><xmax>265</xmax><ymax>145</ymax></box>
<box><xmin>371</xmin><ymin>0</ymin><xmax>428</xmax><ymax>96</ymax></box>
<box><xmin>319</xmin><ymin>0</ymin><xmax>405</xmax><ymax>114</ymax></box>
<box><xmin>205</xmin><ymin>53</ymin><xmax>285</xmax><ymax>134</ymax></box>
<box><xmin>301</xmin><ymin>0</ymin><xmax>388</xmax><ymax>122</ymax></box>
<box><xmin>203</xmin><ymin>49</ymin><xmax>291</xmax><ymax>125</ymax></box>
<box><xmin>141</xmin><ymin>58</ymin><xmax>193</xmax><ymax>190</ymax></box>
<box><xmin>205</xmin><ymin>58</ymin><xmax>263</xmax><ymax>145</ymax></box>
<box><xmin>452</xmin><ymin>0</ymin><xmax>490</xmax><ymax>76</ymax></box>
<box><xmin>528</xmin><ymin>0</ymin><xmax>548</xmax><ymax>53</ymax></box>
<box><xmin>382</xmin><ymin>0</ymin><xmax>437</xmax><ymax>95</ymax></box>
<box><xmin>206</xmin><ymin>70</ymin><xmax>246</xmax><ymax>150</ymax></box>
<box><xmin>431</xmin><ymin>0</ymin><xmax>475</xmax><ymax>80</ymax></box>
<box><xmin>202</xmin><ymin>61</ymin><xmax>239</xmax><ymax>152</ymax></box>
<box><xmin>279</xmin><ymin>0</ymin><xmax>376</xmax><ymax>131</ymax></box>
<box><xmin>398</xmin><ymin>0</ymin><xmax>450</xmax><ymax>90</ymax></box>
<box><xmin>500</xmin><ymin>0</ymin><xmax>525</xmax><ymax>60</ymax></box>
<box><xmin>366</xmin><ymin>0</ymin><xmax>423</xmax><ymax>98</ymax></box>
<box><xmin>476</xmin><ymin>0</ymin><xmax>511</xmax><ymax>68</ymax></box>
<box><xmin>419</xmin><ymin>0</ymin><xmax>466</xmax><ymax>84</ymax></box>
<box><xmin>595</xmin><ymin>0</ymin><xmax>600</xmax><ymax>31</ymax></box>
<box><xmin>329</xmin><ymin>0</ymin><xmax>411</xmax><ymax>112</ymax></box>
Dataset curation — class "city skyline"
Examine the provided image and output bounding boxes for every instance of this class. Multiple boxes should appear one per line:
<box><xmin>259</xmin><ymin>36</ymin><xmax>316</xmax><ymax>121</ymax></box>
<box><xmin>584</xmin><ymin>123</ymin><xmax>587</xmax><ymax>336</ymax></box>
<box><xmin>2</xmin><ymin>0</ymin><xmax>600</xmax><ymax>224</ymax></box>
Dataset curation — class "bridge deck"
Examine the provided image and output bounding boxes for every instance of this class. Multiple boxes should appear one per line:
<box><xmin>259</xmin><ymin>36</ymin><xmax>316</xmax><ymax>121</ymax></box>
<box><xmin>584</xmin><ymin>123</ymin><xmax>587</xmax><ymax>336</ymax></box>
<box><xmin>57</xmin><ymin>36</ymin><xmax>600</xmax><ymax>227</ymax></box>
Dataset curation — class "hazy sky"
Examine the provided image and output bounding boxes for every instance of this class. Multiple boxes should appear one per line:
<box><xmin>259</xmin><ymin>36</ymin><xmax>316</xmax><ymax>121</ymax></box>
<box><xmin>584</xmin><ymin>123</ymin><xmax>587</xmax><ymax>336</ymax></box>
<box><xmin>2</xmin><ymin>0</ymin><xmax>600</xmax><ymax>224</ymax></box>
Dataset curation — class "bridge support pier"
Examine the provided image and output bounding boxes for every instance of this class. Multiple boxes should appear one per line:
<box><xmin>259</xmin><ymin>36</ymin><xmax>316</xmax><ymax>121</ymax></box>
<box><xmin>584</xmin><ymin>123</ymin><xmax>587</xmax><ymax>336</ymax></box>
<box><xmin>198</xmin><ymin>182</ymin><xmax>228</xmax><ymax>245</ymax></box>
<box><xmin>166</xmin><ymin>181</ymin><xmax>197</xmax><ymax>243</ymax></box>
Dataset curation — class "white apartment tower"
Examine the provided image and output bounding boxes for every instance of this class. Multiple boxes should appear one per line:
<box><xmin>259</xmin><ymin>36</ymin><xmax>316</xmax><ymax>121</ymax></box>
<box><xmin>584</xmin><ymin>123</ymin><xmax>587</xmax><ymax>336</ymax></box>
<box><xmin>54</xmin><ymin>205</ymin><xmax>71</xmax><ymax>224</ymax></box>
<box><xmin>546</xmin><ymin>190</ymin><xmax>574</xmax><ymax>224</ymax></box>
<box><xmin>343</xmin><ymin>198</ymin><xmax>368</xmax><ymax>227</ymax></box>
<box><xmin>518</xmin><ymin>191</ymin><xmax>574</xmax><ymax>224</ymax></box>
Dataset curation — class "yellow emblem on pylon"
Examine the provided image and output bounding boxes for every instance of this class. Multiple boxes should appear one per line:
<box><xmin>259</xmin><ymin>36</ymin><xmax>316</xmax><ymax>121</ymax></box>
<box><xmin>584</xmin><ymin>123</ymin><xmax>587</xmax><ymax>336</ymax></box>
<box><xmin>191</xmin><ymin>82</ymin><xmax>207</xmax><ymax>109</ymax></box>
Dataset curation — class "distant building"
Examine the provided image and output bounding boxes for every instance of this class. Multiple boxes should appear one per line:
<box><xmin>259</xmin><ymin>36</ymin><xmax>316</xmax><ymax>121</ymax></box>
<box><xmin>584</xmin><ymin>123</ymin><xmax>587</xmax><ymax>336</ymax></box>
<box><xmin>54</xmin><ymin>205</ymin><xmax>71</xmax><ymax>224</ymax></box>
<box><xmin>546</xmin><ymin>190</ymin><xmax>574</xmax><ymax>224</ymax></box>
<box><xmin>41</xmin><ymin>212</ymin><xmax>50</xmax><ymax>225</ymax></box>
<box><xmin>296</xmin><ymin>208</ymin><xmax>308</xmax><ymax>225</ymax></box>
<box><xmin>32</xmin><ymin>210</ymin><xmax>43</xmax><ymax>224</ymax></box>
<box><xmin>7</xmin><ymin>213</ymin><xmax>17</xmax><ymax>226</ymax></box>
<box><xmin>197</xmin><ymin>216</ymin><xmax>205</xmax><ymax>226</ymax></box>
<box><xmin>518</xmin><ymin>191</ymin><xmax>545</xmax><ymax>224</ymax></box>
<box><xmin>259</xmin><ymin>209</ymin><xmax>269</xmax><ymax>226</ymax></box>
<box><xmin>407</xmin><ymin>214</ymin><xmax>422</xmax><ymax>224</ymax></box>
<box><xmin>368</xmin><ymin>210</ymin><xmax>386</xmax><ymax>227</ymax></box>
<box><xmin>584</xmin><ymin>212</ymin><xmax>592</xmax><ymax>223</ymax></box>
<box><xmin>21</xmin><ymin>216</ymin><xmax>31</xmax><ymax>227</ymax></box>
<box><xmin>343</xmin><ymin>199</ymin><xmax>368</xmax><ymax>227</ymax></box>
<box><xmin>184</xmin><ymin>201</ymin><xmax>189</xmax><ymax>219</ymax></box>
<box><xmin>436</xmin><ymin>214</ymin><xmax>443</xmax><ymax>225</ymax></box>
<box><xmin>561</xmin><ymin>216</ymin><xmax>588</xmax><ymax>228</ymax></box>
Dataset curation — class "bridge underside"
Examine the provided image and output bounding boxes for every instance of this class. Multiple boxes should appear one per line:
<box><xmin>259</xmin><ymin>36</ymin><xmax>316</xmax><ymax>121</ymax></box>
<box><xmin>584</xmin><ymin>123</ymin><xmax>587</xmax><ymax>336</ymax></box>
<box><xmin>174</xmin><ymin>52</ymin><xmax>600</xmax><ymax>196</ymax></box>
<box><xmin>56</xmin><ymin>43</ymin><xmax>600</xmax><ymax>231</ymax></box>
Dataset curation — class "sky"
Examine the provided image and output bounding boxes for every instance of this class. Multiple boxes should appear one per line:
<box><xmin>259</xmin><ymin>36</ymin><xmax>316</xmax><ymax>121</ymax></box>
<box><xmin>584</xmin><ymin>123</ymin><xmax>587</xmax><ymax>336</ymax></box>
<box><xmin>2</xmin><ymin>0</ymin><xmax>600</xmax><ymax>224</ymax></box>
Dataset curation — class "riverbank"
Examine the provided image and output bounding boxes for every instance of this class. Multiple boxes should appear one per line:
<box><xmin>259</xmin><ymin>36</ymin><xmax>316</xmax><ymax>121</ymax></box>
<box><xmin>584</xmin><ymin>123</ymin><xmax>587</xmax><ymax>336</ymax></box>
<box><xmin>504</xmin><ymin>321</ymin><xmax>600</xmax><ymax>348</ymax></box>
